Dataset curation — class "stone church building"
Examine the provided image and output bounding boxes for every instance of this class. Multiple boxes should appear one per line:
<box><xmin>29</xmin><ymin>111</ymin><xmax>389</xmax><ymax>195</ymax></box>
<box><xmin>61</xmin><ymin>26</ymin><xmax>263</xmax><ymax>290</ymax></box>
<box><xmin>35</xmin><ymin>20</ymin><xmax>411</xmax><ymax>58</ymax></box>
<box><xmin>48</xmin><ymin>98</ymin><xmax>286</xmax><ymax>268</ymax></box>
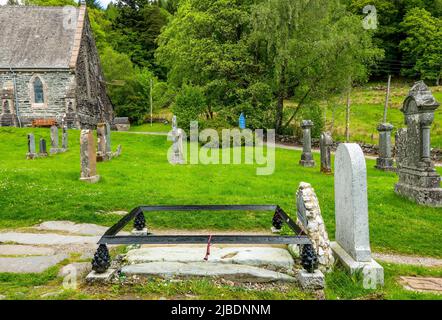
<box><xmin>0</xmin><ymin>2</ymin><xmax>113</xmax><ymax>128</ymax></box>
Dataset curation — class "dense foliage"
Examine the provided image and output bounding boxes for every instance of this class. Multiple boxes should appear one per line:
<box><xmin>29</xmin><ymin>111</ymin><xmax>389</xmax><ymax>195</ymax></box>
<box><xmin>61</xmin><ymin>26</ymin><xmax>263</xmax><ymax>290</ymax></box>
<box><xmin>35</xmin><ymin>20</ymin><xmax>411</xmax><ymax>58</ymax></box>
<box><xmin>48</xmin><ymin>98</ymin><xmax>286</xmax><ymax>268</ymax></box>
<box><xmin>16</xmin><ymin>0</ymin><xmax>442</xmax><ymax>130</ymax></box>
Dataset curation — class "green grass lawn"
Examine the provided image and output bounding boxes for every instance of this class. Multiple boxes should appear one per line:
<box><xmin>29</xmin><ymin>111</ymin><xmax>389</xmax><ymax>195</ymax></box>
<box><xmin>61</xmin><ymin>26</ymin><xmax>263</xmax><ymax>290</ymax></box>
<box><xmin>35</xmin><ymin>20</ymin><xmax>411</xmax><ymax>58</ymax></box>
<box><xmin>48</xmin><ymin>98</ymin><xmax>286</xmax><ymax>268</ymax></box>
<box><xmin>0</xmin><ymin>127</ymin><xmax>441</xmax><ymax>300</ymax></box>
<box><xmin>130</xmin><ymin>122</ymin><xmax>171</xmax><ymax>133</ymax></box>
<box><xmin>0</xmin><ymin>127</ymin><xmax>440</xmax><ymax>258</ymax></box>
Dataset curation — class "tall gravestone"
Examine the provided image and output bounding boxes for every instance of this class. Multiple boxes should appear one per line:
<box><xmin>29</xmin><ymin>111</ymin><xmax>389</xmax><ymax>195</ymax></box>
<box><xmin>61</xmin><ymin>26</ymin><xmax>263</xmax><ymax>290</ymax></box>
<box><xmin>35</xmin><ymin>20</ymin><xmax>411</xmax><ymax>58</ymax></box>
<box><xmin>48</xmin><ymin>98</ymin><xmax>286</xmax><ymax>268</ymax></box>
<box><xmin>319</xmin><ymin>132</ymin><xmax>332</xmax><ymax>174</ymax></box>
<box><xmin>96</xmin><ymin>123</ymin><xmax>108</xmax><ymax>162</ymax></box>
<box><xmin>331</xmin><ymin>143</ymin><xmax>384</xmax><ymax>288</ymax></box>
<box><xmin>62</xmin><ymin>126</ymin><xmax>68</xmax><ymax>151</ymax></box>
<box><xmin>26</xmin><ymin>134</ymin><xmax>38</xmax><ymax>159</ymax></box>
<box><xmin>80</xmin><ymin>129</ymin><xmax>100</xmax><ymax>183</ymax></box>
<box><xmin>395</xmin><ymin>81</ymin><xmax>441</xmax><ymax>207</ymax></box>
<box><xmin>49</xmin><ymin>125</ymin><xmax>59</xmax><ymax>154</ymax></box>
<box><xmin>375</xmin><ymin>123</ymin><xmax>394</xmax><ymax>171</ymax></box>
<box><xmin>299</xmin><ymin>120</ymin><xmax>315</xmax><ymax>167</ymax></box>
<box><xmin>39</xmin><ymin>138</ymin><xmax>48</xmax><ymax>157</ymax></box>
<box><xmin>169</xmin><ymin>115</ymin><xmax>185</xmax><ymax>165</ymax></box>
<box><xmin>105</xmin><ymin>122</ymin><xmax>112</xmax><ymax>158</ymax></box>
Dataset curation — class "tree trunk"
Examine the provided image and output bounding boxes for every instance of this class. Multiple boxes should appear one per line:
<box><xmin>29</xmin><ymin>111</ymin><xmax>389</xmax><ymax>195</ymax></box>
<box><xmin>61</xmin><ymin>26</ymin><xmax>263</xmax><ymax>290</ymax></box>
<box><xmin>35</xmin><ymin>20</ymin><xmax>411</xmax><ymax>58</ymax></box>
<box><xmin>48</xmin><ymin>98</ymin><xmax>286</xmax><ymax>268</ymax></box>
<box><xmin>275</xmin><ymin>64</ymin><xmax>287</xmax><ymax>134</ymax></box>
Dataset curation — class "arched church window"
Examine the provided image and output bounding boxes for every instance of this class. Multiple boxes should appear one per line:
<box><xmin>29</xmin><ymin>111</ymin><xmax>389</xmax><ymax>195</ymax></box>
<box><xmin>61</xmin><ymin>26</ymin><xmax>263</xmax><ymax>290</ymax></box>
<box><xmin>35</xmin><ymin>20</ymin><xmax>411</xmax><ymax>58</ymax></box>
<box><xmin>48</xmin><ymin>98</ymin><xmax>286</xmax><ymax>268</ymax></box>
<box><xmin>34</xmin><ymin>77</ymin><xmax>44</xmax><ymax>104</ymax></box>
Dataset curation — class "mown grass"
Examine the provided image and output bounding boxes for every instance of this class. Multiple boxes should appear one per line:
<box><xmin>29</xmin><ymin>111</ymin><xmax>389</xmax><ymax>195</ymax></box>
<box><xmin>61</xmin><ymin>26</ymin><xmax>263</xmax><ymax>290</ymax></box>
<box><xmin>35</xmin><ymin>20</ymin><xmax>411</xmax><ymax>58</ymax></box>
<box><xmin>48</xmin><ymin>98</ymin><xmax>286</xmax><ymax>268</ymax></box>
<box><xmin>130</xmin><ymin>122</ymin><xmax>171</xmax><ymax>133</ymax></box>
<box><xmin>325</xmin><ymin>263</ymin><xmax>442</xmax><ymax>300</ymax></box>
<box><xmin>0</xmin><ymin>127</ymin><xmax>441</xmax><ymax>258</ymax></box>
<box><xmin>321</xmin><ymin>85</ymin><xmax>442</xmax><ymax>148</ymax></box>
<box><xmin>1</xmin><ymin>257</ymin><xmax>441</xmax><ymax>300</ymax></box>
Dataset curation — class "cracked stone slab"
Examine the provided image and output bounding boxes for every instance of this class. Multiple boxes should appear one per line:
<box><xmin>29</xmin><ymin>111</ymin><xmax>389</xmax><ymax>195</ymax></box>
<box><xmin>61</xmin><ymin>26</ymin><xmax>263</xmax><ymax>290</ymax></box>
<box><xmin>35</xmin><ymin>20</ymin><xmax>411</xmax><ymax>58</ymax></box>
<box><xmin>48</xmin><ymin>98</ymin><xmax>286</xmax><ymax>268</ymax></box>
<box><xmin>121</xmin><ymin>262</ymin><xmax>296</xmax><ymax>283</ymax></box>
<box><xmin>0</xmin><ymin>233</ymin><xmax>99</xmax><ymax>245</ymax></box>
<box><xmin>400</xmin><ymin>276</ymin><xmax>442</xmax><ymax>294</ymax></box>
<box><xmin>0</xmin><ymin>245</ymin><xmax>55</xmax><ymax>256</ymax></box>
<box><xmin>125</xmin><ymin>246</ymin><xmax>294</xmax><ymax>272</ymax></box>
<box><xmin>0</xmin><ymin>254</ymin><xmax>68</xmax><ymax>273</ymax></box>
<box><xmin>35</xmin><ymin>221</ymin><xmax>109</xmax><ymax>236</ymax></box>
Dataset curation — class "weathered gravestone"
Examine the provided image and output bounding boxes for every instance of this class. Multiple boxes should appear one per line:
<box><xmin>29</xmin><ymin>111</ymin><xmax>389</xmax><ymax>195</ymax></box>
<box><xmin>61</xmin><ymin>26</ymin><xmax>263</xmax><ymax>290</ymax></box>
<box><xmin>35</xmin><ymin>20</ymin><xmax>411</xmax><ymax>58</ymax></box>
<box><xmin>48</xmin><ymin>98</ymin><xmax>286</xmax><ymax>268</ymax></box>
<box><xmin>295</xmin><ymin>182</ymin><xmax>334</xmax><ymax>272</ymax></box>
<box><xmin>80</xmin><ymin>129</ymin><xmax>100</xmax><ymax>183</ymax></box>
<box><xmin>375</xmin><ymin>123</ymin><xmax>394</xmax><ymax>171</ymax></box>
<box><xmin>39</xmin><ymin>138</ymin><xmax>48</xmax><ymax>157</ymax></box>
<box><xmin>62</xmin><ymin>126</ymin><xmax>68</xmax><ymax>151</ymax></box>
<box><xmin>395</xmin><ymin>81</ymin><xmax>441</xmax><ymax>207</ymax></box>
<box><xmin>320</xmin><ymin>132</ymin><xmax>333</xmax><ymax>174</ymax></box>
<box><xmin>299</xmin><ymin>120</ymin><xmax>315</xmax><ymax>167</ymax></box>
<box><xmin>331</xmin><ymin>143</ymin><xmax>384</xmax><ymax>288</ymax></box>
<box><xmin>49</xmin><ymin>125</ymin><xmax>63</xmax><ymax>154</ymax></box>
<box><xmin>168</xmin><ymin>115</ymin><xmax>185</xmax><ymax>165</ymax></box>
<box><xmin>96</xmin><ymin>123</ymin><xmax>108</xmax><ymax>162</ymax></box>
<box><xmin>26</xmin><ymin>134</ymin><xmax>38</xmax><ymax>159</ymax></box>
<box><xmin>105</xmin><ymin>122</ymin><xmax>112</xmax><ymax>158</ymax></box>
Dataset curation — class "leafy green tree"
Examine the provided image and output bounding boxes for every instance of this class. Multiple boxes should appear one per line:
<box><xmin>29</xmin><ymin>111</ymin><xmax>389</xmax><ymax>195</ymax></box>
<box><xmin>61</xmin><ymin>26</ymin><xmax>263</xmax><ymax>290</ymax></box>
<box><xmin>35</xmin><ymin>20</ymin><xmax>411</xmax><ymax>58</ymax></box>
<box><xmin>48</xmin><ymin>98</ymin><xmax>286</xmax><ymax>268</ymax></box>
<box><xmin>400</xmin><ymin>8</ymin><xmax>442</xmax><ymax>83</ymax></box>
<box><xmin>250</xmin><ymin>0</ymin><xmax>382</xmax><ymax>132</ymax></box>
<box><xmin>173</xmin><ymin>85</ymin><xmax>206</xmax><ymax>132</ymax></box>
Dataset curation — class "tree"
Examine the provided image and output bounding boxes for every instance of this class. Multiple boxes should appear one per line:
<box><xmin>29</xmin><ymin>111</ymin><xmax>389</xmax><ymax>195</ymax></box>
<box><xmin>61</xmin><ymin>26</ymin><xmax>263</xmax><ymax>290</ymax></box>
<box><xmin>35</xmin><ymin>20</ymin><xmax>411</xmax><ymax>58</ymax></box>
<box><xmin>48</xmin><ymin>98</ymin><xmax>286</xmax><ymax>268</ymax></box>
<box><xmin>156</xmin><ymin>0</ymin><xmax>257</xmax><ymax>123</ymax></box>
<box><xmin>400</xmin><ymin>8</ymin><xmax>442</xmax><ymax>83</ymax></box>
<box><xmin>250</xmin><ymin>0</ymin><xmax>382</xmax><ymax>132</ymax></box>
<box><xmin>157</xmin><ymin>0</ymin><xmax>381</xmax><ymax>133</ymax></box>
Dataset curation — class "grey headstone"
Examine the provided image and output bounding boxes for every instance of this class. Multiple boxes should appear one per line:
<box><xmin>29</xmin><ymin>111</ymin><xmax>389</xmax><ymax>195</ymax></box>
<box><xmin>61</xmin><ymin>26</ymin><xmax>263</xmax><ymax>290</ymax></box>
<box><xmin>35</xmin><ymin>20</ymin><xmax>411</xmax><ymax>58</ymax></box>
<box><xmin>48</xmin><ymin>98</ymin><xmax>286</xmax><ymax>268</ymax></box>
<box><xmin>375</xmin><ymin>123</ymin><xmax>394</xmax><ymax>171</ymax></box>
<box><xmin>395</xmin><ymin>81</ymin><xmax>441</xmax><ymax>207</ymax></box>
<box><xmin>105</xmin><ymin>122</ymin><xmax>111</xmax><ymax>155</ymax></box>
<box><xmin>96</xmin><ymin>123</ymin><xmax>107</xmax><ymax>162</ymax></box>
<box><xmin>299</xmin><ymin>120</ymin><xmax>315</xmax><ymax>167</ymax></box>
<box><xmin>62</xmin><ymin>126</ymin><xmax>68</xmax><ymax>150</ymax></box>
<box><xmin>26</xmin><ymin>133</ymin><xmax>38</xmax><ymax>159</ymax></box>
<box><xmin>39</xmin><ymin>138</ymin><xmax>48</xmax><ymax>157</ymax></box>
<box><xmin>320</xmin><ymin>132</ymin><xmax>332</xmax><ymax>174</ymax></box>
<box><xmin>80</xmin><ymin>129</ymin><xmax>100</xmax><ymax>183</ymax></box>
<box><xmin>334</xmin><ymin>143</ymin><xmax>371</xmax><ymax>262</ymax></box>
<box><xmin>50</xmin><ymin>125</ymin><xmax>58</xmax><ymax>148</ymax></box>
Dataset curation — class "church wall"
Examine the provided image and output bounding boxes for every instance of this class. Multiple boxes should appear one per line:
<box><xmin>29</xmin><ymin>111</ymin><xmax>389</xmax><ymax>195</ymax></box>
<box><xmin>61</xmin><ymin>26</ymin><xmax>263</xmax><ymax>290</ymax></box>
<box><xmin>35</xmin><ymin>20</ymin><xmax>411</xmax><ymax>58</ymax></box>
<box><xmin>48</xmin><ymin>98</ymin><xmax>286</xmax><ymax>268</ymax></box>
<box><xmin>0</xmin><ymin>70</ymin><xmax>74</xmax><ymax>127</ymax></box>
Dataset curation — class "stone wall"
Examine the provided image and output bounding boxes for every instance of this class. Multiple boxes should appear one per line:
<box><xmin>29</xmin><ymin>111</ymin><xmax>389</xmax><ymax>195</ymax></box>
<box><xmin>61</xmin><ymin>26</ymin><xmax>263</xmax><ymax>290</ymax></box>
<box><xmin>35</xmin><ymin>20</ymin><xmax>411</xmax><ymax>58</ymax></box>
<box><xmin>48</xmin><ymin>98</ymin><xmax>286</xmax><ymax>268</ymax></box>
<box><xmin>74</xmin><ymin>14</ymin><xmax>113</xmax><ymax>129</ymax></box>
<box><xmin>0</xmin><ymin>70</ymin><xmax>74</xmax><ymax>126</ymax></box>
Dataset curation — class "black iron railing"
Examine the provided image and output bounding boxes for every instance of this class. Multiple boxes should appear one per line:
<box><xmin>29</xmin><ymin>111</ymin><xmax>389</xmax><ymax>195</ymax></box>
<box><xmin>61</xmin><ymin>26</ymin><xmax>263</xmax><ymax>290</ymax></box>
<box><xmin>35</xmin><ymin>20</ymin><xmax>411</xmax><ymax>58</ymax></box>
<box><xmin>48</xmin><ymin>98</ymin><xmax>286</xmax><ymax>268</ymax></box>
<box><xmin>92</xmin><ymin>205</ymin><xmax>319</xmax><ymax>274</ymax></box>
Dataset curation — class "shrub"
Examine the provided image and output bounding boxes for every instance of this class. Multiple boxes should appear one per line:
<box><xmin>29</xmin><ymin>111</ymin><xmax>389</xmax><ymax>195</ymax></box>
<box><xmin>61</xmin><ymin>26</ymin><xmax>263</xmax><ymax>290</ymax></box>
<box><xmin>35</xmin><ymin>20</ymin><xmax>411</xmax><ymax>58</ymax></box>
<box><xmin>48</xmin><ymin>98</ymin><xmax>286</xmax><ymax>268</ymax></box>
<box><xmin>172</xmin><ymin>85</ymin><xmax>206</xmax><ymax>133</ymax></box>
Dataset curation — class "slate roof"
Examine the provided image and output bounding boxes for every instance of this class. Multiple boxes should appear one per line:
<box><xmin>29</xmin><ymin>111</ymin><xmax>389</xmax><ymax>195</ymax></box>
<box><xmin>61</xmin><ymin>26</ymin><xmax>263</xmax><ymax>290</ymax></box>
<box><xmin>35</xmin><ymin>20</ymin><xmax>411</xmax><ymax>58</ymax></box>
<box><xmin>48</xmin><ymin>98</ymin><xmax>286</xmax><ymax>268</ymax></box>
<box><xmin>0</xmin><ymin>6</ymin><xmax>80</xmax><ymax>69</ymax></box>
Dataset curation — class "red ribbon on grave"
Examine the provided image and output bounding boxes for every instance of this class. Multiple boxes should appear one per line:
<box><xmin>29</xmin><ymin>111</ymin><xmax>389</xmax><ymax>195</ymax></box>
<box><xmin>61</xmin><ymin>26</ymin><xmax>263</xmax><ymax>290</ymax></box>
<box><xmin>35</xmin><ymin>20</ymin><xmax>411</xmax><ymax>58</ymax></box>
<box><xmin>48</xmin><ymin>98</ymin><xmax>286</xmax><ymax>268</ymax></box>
<box><xmin>204</xmin><ymin>235</ymin><xmax>212</xmax><ymax>261</ymax></box>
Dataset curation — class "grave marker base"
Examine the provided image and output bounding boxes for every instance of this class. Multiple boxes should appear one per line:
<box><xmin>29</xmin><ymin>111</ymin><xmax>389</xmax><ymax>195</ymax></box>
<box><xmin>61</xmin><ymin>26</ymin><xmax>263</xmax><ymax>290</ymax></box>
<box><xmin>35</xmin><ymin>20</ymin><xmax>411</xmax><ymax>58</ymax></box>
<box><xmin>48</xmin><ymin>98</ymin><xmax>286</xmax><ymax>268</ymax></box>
<box><xmin>26</xmin><ymin>153</ymin><xmax>38</xmax><ymax>160</ymax></box>
<box><xmin>80</xmin><ymin>175</ymin><xmax>100</xmax><ymax>184</ymax></box>
<box><xmin>331</xmin><ymin>242</ymin><xmax>384</xmax><ymax>288</ymax></box>
<box><xmin>375</xmin><ymin>158</ymin><xmax>395</xmax><ymax>172</ymax></box>
<box><xmin>296</xmin><ymin>269</ymin><xmax>325</xmax><ymax>290</ymax></box>
<box><xmin>86</xmin><ymin>269</ymin><xmax>117</xmax><ymax>283</ymax></box>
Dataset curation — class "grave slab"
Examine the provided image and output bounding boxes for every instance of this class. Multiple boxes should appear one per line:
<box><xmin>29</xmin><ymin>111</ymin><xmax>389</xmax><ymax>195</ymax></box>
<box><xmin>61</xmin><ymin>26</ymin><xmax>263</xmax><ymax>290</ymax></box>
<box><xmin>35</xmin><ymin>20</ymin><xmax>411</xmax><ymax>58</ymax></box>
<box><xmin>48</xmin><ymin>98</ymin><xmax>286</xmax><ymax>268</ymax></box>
<box><xmin>121</xmin><ymin>262</ymin><xmax>296</xmax><ymax>283</ymax></box>
<box><xmin>0</xmin><ymin>245</ymin><xmax>55</xmax><ymax>256</ymax></box>
<box><xmin>125</xmin><ymin>246</ymin><xmax>294</xmax><ymax>272</ymax></box>
<box><xmin>400</xmin><ymin>276</ymin><xmax>442</xmax><ymax>294</ymax></box>
<box><xmin>35</xmin><ymin>221</ymin><xmax>109</xmax><ymax>236</ymax></box>
<box><xmin>0</xmin><ymin>232</ymin><xmax>99</xmax><ymax>245</ymax></box>
<box><xmin>0</xmin><ymin>254</ymin><xmax>68</xmax><ymax>273</ymax></box>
